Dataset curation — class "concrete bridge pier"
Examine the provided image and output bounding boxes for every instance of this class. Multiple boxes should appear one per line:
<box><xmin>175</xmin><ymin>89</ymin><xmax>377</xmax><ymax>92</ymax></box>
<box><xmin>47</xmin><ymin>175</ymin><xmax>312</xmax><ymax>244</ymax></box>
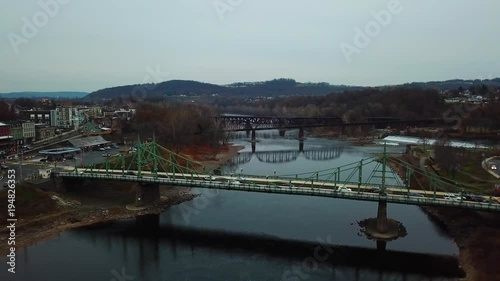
<box><xmin>251</xmin><ymin>129</ymin><xmax>257</xmax><ymax>143</ymax></box>
<box><xmin>299</xmin><ymin>141</ymin><xmax>304</xmax><ymax>152</ymax></box>
<box><xmin>298</xmin><ymin>127</ymin><xmax>305</xmax><ymax>140</ymax></box>
<box><xmin>361</xmin><ymin>198</ymin><xmax>404</xmax><ymax>241</ymax></box>
<box><xmin>134</xmin><ymin>183</ymin><xmax>160</xmax><ymax>207</ymax></box>
<box><xmin>279</xmin><ymin>129</ymin><xmax>286</xmax><ymax>137</ymax></box>
<box><xmin>376</xmin><ymin>199</ymin><xmax>388</xmax><ymax>233</ymax></box>
<box><xmin>251</xmin><ymin>142</ymin><xmax>256</xmax><ymax>153</ymax></box>
<box><xmin>341</xmin><ymin>125</ymin><xmax>347</xmax><ymax>135</ymax></box>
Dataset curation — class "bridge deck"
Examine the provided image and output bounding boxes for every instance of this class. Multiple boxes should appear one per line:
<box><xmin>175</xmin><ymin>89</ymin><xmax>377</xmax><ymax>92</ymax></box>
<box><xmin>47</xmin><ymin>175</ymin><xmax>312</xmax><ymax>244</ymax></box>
<box><xmin>56</xmin><ymin>169</ymin><xmax>500</xmax><ymax>212</ymax></box>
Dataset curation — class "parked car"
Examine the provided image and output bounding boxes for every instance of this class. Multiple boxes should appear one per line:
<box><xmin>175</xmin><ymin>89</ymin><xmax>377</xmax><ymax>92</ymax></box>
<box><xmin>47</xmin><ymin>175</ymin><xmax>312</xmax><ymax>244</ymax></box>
<box><xmin>39</xmin><ymin>158</ymin><xmax>48</xmax><ymax>162</ymax></box>
<box><xmin>98</xmin><ymin>147</ymin><xmax>105</xmax><ymax>151</ymax></box>
<box><xmin>3</xmin><ymin>183</ymin><xmax>8</xmax><ymax>188</ymax></box>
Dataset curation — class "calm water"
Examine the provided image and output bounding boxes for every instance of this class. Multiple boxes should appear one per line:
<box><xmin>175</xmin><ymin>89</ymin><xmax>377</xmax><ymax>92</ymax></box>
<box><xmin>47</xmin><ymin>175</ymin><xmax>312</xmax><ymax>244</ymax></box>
<box><xmin>2</xmin><ymin>131</ymin><xmax>461</xmax><ymax>281</ymax></box>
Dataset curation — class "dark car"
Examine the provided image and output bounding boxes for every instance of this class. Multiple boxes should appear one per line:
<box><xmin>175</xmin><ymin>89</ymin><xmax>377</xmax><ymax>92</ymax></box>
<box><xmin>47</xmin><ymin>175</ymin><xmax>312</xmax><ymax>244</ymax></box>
<box><xmin>40</xmin><ymin>158</ymin><xmax>48</xmax><ymax>162</ymax></box>
<box><xmin>3</xmin><ymin>183</ymin><xmax>8</xmax><ymax>188</ymax></box>
<box><xmin>484</xmin><ymin>199</ymin><xmax>500</xmax><ymax>205</ymax></box>
<box><xmin>126</xmin><ymin>171</ymin><xmax>136</xmax><ymax>176</ymax></box>
<box><xmin>367</xmin><ymin>187</ymin><xmax>381</xmax><ymax>193</ymax></box>
<box><xmin>408</xmin><ymin>192</ymin><xmax>425</xmax><ymax>197</ymax></box>
<box><xmin>470</xmin><ymin>195</ymin><xmax>485</xmax><ymax>202</ymax></box>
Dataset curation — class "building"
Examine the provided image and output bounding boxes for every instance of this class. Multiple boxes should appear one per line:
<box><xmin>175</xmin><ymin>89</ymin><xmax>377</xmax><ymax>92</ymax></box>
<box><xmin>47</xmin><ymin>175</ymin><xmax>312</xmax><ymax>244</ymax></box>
<box><xmin>9</xmin><ymin>125</ymin><xmax>23</xmax><ymax>143</ymax></box>
<box><xmin>19</xmin><ymin>110</ymin><xmax>51</xmax><ymax>124</ymax></box>
<box><xmin>87</xmin><ymin>106</ymin><xmax>102</xmax><ymax>117</ymax></box>
<box><xmin>35</xmin><ymin>124</ymin><xmax>56</xmax><ymax>141</ymax></box>
<box><xmin>0</xmin><ymin>122</ymin><xmax>13</xmax><ymax>154</ymax></box>
<box><xmin>67</xmin><ymin>136</ymin><xmax>111</xmax><ymax>151</ymax></box>
<box><xmin>22</xmin><ymin>122</ymin><xmax>35</xmax><ymax>142</ymax></box>
<box><xmin>50</xmin><ymin>107</ymin><xmax>85</xmax><ymax>129</ymax></box>
<box><xmin>8</xmin><ymin>122</ymin><xmax>35</xmax><ymax>150</ymax></box>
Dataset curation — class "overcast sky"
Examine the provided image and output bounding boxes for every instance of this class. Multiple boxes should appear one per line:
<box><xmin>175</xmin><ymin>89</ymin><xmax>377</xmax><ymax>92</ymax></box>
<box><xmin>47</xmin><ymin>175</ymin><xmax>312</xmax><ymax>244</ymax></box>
<box><xmin>1</xmin><ymin>0</ymin><xmax>499</xmax><ymax>92</ymax></box>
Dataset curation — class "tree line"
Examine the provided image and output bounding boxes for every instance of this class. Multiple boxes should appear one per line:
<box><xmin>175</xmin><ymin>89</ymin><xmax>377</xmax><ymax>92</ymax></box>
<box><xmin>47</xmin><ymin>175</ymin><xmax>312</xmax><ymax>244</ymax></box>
<box><xmin>126</xmin><ymin>101</ymin><xmax>226</xmax><ymax>151</ymax></box>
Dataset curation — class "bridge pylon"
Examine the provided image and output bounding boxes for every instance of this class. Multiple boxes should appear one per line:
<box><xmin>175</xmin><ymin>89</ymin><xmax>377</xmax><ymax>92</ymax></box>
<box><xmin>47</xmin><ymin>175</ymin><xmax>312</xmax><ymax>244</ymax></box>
<box><xmin>133</xmin><ymin>183</ymin><xmax>160</xmax><ymax>208</ymax></box>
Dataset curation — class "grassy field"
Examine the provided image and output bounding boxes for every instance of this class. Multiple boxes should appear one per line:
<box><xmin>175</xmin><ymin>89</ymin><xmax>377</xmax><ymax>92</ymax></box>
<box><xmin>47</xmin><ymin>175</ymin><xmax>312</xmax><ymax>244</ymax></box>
<box><xmin>434</xmin><ymin>147</ymin><xmax>499</xmax><ymax>194</ymax></box>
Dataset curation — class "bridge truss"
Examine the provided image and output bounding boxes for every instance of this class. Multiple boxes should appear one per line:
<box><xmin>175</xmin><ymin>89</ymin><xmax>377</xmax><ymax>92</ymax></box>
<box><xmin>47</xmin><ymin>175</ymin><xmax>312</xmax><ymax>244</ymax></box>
<box><xmin>59</xmin><ymin>141</ymin><xmax>500</xmax><ymax>212</ymax></box>
<box><xmin>78</xmin><ymin>136</ymin><xmax>206</xmax><ymax>178</ymax></box>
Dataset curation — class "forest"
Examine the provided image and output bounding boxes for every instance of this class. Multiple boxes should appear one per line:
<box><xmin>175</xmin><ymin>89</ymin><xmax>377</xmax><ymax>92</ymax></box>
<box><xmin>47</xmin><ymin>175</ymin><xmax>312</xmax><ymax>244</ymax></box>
<box><xmin>216</xmin><ymin>87</ymin><xmax>445</xmax><ymax>121</ymax></box>
<box><xmin>125</xmin><ymin>102</ymin><xmax>226</xmax><ymax>151</ymax></box>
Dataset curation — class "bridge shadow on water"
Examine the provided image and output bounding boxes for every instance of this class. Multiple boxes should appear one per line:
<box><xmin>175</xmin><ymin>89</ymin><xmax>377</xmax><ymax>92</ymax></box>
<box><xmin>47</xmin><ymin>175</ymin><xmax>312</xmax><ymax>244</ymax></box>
<box><xmin>77</xmin><ymin>214</ymin><xmax>465</xmax><ymax>280</ymax></box>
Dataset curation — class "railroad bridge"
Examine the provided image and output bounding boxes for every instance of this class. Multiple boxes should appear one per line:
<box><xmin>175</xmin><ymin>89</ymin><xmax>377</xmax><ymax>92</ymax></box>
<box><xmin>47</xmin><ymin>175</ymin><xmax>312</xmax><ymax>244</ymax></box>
<box><xmin>216</xmin><ymin>116</ymin><xmax>442</xmax><ymax>141</ymax></box>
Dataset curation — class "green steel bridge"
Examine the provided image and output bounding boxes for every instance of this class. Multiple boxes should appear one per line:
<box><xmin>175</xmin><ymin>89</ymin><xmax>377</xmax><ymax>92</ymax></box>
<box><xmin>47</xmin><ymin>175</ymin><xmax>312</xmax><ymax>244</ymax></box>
<box><xmin>54</xmin><ymin>137</ymin><xmax>500</xmax><ymax>212</ymax></box>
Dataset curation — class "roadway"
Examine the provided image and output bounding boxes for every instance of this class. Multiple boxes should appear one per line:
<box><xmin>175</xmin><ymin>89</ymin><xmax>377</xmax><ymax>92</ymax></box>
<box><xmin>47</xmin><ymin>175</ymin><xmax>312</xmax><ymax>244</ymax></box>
<box><xmin>489</xmin><ymin>158</ymin><xmax>500</xmax><ymax>177</ymax></box>
<box><xmin>55</xmin><ymin>169</ymin><xmax>500</xmax><ymax>212</ymax></box>
<box><xmin>0</xmin><ymin>147</ymin><xmax>120</xmax><ymax>190</ymax></box>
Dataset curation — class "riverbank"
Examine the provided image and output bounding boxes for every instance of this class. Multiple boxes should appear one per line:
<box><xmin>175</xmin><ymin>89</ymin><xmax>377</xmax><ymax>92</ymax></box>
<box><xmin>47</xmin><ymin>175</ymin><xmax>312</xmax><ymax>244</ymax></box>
<box><xmin>388</xmin><ymin>151</ymin><xmax>500</xmax><ymax>281</ymax></box>
<box><xmin>0</xmin><ymin>185</ymin><xmax>196</xmax><ymax>255</ymax></box>
<box><xmin>421</xmin><ymin>207</ymin><xmax>500</xmax><ymax>281</ymax></box>
<box><xmin>0</xmin><ymin>143</ymin><xmax>244</xmax><ymax>255</ymax></box>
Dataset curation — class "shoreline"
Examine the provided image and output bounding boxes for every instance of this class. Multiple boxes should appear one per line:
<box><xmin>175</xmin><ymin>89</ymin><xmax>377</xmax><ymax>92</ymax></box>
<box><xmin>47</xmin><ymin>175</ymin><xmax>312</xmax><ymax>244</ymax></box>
<box><xmin>0</xmin><ymin>143</ymin><xmax>244</xmax><ymax>255</ymax></box>
<box><xmin>387</xmin><ymin>151</ymin><xmax>500</xmax><ymax>281</ymax></box>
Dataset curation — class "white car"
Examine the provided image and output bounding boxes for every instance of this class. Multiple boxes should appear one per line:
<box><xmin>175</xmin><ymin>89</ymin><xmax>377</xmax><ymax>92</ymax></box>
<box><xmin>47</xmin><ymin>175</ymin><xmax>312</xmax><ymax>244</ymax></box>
<box><xmin>491</xmin><ymin>164</ymin><xmax>497</xmax><ymax>170</ymax></box>
<box><xmin>338</xmin><ymin>187</ymin><xmax>352</xmax><ymax>192</ymax></box>
<box><xmin>203</xmin><ymin>175</ymin><xmax>219</xmax><ymax>181</ymax></box>
<box><xmin>225</xmin><ymin>180</ymin><xmax>240</xmax><ymax>185</ymax></box>
<box><xmin>444</xmin><ymin>196</ymin><xmax>461</xmax><ymax>202</ymax></box>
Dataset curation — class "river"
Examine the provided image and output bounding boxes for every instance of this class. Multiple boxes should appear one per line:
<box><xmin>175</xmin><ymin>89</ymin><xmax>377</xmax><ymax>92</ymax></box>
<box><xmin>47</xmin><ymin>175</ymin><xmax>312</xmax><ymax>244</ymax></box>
<box><xmin>1</xmin><ymin>130</ymin><xmax>461</xmax><ymax>281</ymax></box>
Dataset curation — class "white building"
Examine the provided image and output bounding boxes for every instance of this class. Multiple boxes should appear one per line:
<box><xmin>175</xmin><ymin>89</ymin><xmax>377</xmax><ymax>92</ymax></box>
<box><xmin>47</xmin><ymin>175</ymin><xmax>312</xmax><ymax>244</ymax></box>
<box><xmin>22</xmin><ymin>122</ymin><xmax>35</xmax><ymax>140</ymax></box>
<box><xmin>50</xmin><ymin>107</ymin><xmax>86</xmax><ymax>129</ymax></box>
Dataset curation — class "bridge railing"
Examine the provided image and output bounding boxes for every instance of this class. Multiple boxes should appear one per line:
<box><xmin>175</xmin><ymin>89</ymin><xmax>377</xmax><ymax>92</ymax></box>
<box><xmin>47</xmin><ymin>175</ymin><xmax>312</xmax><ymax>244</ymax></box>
<box><xmin>56</xmin><ymin>172</ymin><xmax>500</xmax><ymax>211</ymax></box>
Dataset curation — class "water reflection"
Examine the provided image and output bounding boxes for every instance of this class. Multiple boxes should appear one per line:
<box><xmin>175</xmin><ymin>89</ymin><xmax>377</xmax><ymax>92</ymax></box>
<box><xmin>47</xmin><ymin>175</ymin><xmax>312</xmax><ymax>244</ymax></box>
<box><xmin>227</xmin><ymin>146</ymin><xmax>344</xmax><ymax>165</ymax></box>
<box><xmin>65</xmin><ymin>216</ymin><xmax>462</xmax><ymax>280</ymax></box>
<box><xmin>0</xmin><ymin>131</ymin><xmax>465</xmax><ymax>281</ymax></box>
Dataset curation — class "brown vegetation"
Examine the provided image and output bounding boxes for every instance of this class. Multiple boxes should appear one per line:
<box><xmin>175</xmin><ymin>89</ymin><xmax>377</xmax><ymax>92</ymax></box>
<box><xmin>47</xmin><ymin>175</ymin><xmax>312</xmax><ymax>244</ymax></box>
<box><xmin>126</xmin><ymin>102</ymin><xmax>225</xmax><ymax>151</ymax></box>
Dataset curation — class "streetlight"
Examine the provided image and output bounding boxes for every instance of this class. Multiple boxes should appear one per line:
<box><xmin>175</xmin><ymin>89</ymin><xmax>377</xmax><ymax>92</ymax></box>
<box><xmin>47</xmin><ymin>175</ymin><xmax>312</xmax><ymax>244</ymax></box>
<box><xmin>240</xmin><ymin>168</ymin><xmax>243</xmax><ymax>178</ymax></box>
<box><xmin>274</xmin><ymin>170</ymin><xmax>276</xmax><ymax>178</ymax></box>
